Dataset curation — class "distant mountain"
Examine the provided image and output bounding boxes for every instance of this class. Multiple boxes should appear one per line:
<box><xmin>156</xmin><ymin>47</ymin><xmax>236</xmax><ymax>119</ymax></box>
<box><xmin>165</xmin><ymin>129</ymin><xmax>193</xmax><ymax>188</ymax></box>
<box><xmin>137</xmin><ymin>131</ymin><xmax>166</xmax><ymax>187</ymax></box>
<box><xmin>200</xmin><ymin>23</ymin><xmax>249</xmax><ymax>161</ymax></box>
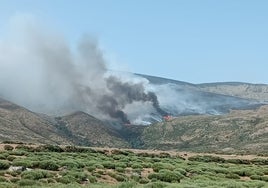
<box><xmin>198</xmin><ymin>82</ymin><xmax>268</xmax><ymax>102</ymax></box>
<box><xmin>137</xmin><ymin>73</ymin><xmax>268</xmax><ymax>103</ymax></box>
<box><xmin>136</xmin><ymin>74</ymin><xmax>265</xmax><ymax>122</ymax></box>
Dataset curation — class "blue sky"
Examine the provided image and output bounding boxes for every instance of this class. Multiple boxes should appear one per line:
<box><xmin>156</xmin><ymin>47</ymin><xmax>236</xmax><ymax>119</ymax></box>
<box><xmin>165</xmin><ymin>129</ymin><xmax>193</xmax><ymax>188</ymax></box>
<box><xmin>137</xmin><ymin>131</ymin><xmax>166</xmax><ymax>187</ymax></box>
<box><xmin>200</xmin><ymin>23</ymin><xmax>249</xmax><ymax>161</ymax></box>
<box><xmin>0</xmin><ymin>0</ymin><xmax>268</xmax><ymax>84</ymax></box>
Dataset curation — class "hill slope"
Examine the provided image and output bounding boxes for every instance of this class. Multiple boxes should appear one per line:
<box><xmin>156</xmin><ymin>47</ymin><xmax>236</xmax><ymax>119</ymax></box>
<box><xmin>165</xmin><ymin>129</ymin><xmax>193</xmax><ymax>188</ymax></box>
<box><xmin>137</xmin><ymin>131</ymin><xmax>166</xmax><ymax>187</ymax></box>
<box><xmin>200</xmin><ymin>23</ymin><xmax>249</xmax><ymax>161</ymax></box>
<box><xmin>0</xmin><ymin>98</ymin><xmax>70</xmax><ymax>144</ymax></box>
<box><xmin>0</xmin><ymin>98</ymin><xmax>129</xmax><ymax>148</ymax></box>
<box><xmin>140</xmin><ymin>105</ymin><xmax>268</xmax><ymax>154</ymax></box>
<box><xmin>58</xmin><ymin>111</ymin><xmax>130</xmax><ymax>147</ymax></box>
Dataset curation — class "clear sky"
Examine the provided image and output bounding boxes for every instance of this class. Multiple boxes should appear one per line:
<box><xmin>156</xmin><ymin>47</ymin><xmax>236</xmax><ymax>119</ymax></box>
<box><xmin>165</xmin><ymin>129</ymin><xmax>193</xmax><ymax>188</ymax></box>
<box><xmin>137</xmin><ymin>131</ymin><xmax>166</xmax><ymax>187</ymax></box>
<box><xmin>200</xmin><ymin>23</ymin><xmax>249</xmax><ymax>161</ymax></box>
<box><xmin>0</xmin><ymin>0</ymin><xmax>268</xmax><ymax>84</ymax></box>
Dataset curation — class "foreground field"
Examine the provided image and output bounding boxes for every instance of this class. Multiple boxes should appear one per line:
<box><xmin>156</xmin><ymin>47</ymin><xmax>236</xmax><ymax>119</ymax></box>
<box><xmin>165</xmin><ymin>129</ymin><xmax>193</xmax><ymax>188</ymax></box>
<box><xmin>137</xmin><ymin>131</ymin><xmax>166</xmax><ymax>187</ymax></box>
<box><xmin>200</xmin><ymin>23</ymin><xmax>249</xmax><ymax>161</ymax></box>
<box><xmin>0</xmin><ymin>144</ymin><xmax>267</xmax><ymax>188</ymax></box>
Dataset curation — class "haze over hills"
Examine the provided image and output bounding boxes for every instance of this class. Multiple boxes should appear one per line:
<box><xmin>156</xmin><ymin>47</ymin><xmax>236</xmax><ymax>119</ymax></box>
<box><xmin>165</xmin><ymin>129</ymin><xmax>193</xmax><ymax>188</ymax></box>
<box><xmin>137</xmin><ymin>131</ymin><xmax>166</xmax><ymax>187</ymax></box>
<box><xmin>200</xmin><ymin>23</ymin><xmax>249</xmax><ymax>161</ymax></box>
<box><xmin>0</xmin><ymin>74</ymin><xmax>268</xmax><ymax>154</ymax></box>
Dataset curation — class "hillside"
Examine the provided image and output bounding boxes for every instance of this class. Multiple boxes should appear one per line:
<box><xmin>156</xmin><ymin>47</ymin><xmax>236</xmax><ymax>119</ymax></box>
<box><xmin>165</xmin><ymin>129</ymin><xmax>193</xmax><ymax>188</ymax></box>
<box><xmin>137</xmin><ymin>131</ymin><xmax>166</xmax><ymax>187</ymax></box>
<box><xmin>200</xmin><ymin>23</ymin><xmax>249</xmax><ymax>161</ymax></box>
<box><xmin>140</xmin><ymin>105</ymin><xmax>268</xmax><ymax>154</ymax></box>
<box><xmin>0</xmin><ymin>98</ymin><xmax>128</xmax><ymax>148</ymax></box>
<box><xmin>59</xmin><ymin>111</ymin><xmax>130</xmax><ymax>148</ymax></box>
<box><xmin>0</xmin><ymin>98</ymin><xmax>70</xmax><ymax>144</ymax></box>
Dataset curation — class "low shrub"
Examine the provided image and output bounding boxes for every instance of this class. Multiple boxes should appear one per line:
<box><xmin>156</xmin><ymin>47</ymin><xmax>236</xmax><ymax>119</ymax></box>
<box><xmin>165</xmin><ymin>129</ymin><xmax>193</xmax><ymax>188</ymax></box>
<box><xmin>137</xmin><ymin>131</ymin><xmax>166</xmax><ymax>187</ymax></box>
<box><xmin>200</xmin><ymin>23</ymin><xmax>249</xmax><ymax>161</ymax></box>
<box><xmin>0</xmin><ymin>160</ymin><xmax>10</xmax><ymax>170</ymax></box>
<box><xmin>139</xmin><ymin>178</ymin><xmax>150</xmax><ymax>184</ymax></box>
<box><xmin>148</xmin><ymin>170</ymin><xmax>183</xmax><ymax>183</ymax></box>
<box><xmin>118</xmin><ymin>181</ymin><xmax>137</xmax><ymax>188</ymax></box>
<box><xmin>102</xmin><ymin>161</ymin><xmax>116</xmax><ymax>169</ymax></box>
<box><xmin>17</xmin><ymin>179</ymin><xmax>37</xmax><ymax>186</ymax></box>
<box><xmin>0</xmin><ymin>177</ymin><xmax>7</xmax><ymax>182</ymax></box>
<box><xmin>225</xmin><ymin>173</ymin><xmax>240</xmax><ymax>179</ymax></box>
<box><xmin>144</xmin><ymin>181</ymin><xmax>167</xmax><ymax>188</ymax></box>
<box><xmin>35</xmin><ymin>144</ymin><xmax>64</xmax><ymax>152</ymax></box>
<box><xmin>21</xmin><ymin>170</ymin><xmax>52</xmax><ymax>180</ymax></box>
<box><xmin>250</xmin><ymin>175</ymin><xmax>261</xmax><ymax>180</ymax></box>
<box><xmin>158</xmin><ymin>152</ymin><xmax>171</xmax><ymax>158</ymax></box>
<box><xmin>131</xmin><ymin>163</ymin><xmax>143</xmax><ymax>169</ymax></box>
<box><xmin>226</xmin><ymin>158</ymin><xmax>251</xmax><ymax>164</ymax></box>
<box><xmin>152</xmin><ymin>162</ymin><xmax>175</xmax><ymax>172</ymax></box>
<box><xmin>108</xmin><ymin>172</ymin><xmax>127</xmax><ymax>182</ymax></box>
<box><xmin>56</xmin><ymin>175</ymin><xmax>76</xmax><ymax>184</ymax></box>
<box><xmin>88</xmin><ymin>175</ymin><xmax>97</xmax><ymax>183</ymax></box>
<box><xmin>6</xmin><ymin>155</ymin><xmax>16</xmax><ymax>161</ymax></box>
<box><xmin>251</xmin><ymin>158</ymin><xmax>268</xmax><ymax>165</ymax></box>
<box><xmin>38</xmin><ymin>160</ymin><xmax>59</xmax><ymax>170</ymax></box>
<box><xmin>12</xmin><ymin>160</ymin><xmax>33</xmax><ymax>168</ymax></box>
<box><xmin>188</xmin><ymin>155</ymin><xmax>225</xmax><ymax>163</ymax></box>
<box><xmin>4</xmin><ymin>145</ymin><xmax>14</xmax><ymax>151</ymax></box>
<box><xmin>15</xmin><ymin>145</ymin><xmax>35</xmax><ymax>152</ymax></box>
<box><xmin>0</xmin><ymin>153</ymin><xmax>9</xmax><ymax>160</ymax></box>
<box><xmin>260</xmin><ymin>176</ymin><xmax>268</xmax><ymax>182</ymax></box>
<box><xmin>115</xmin><ymin>167</ymin><xmax>125</xmax><ymax>173</ymax></box>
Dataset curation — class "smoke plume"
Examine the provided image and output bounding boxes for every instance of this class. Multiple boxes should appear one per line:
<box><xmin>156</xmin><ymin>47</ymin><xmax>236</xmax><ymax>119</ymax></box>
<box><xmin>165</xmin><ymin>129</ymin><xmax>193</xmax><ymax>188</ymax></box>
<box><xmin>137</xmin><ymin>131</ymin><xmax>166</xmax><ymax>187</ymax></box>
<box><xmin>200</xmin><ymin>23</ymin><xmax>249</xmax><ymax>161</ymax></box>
<box><xmin>0</xmin><ymin>16</ymin><xmax>165</xmax><ymax>124</ymax></box>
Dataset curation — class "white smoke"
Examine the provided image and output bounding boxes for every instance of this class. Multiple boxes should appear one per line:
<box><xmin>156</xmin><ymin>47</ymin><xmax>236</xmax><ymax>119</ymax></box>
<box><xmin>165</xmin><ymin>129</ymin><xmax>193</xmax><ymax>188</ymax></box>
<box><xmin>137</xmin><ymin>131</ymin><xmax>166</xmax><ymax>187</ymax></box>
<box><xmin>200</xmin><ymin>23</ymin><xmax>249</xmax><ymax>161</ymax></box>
<box><xmin>0</xmin><ymin>15</ymin><xmax>165</xmax><ymax>124</ymax></box>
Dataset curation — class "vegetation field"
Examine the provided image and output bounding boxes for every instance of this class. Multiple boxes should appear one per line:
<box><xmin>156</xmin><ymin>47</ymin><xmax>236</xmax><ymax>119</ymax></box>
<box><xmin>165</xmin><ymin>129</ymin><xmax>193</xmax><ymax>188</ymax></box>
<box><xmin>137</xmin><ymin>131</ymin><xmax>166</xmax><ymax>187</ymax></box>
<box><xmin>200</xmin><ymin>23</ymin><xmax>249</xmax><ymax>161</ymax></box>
<box><xmin>0</xmin><ymin>143</ymin><xmax>267</xmax><ymax>188</ymax></box>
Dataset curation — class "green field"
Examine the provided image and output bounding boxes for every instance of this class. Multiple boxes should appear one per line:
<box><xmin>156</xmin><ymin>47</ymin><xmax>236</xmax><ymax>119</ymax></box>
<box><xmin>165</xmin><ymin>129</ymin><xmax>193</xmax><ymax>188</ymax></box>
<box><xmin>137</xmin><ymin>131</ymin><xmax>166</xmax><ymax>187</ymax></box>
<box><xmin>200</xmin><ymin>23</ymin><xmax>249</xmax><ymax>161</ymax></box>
<box><xmin>0</xmin><ymin>144</ymin><xmax>267</xmax><ymax>188</ymax></box>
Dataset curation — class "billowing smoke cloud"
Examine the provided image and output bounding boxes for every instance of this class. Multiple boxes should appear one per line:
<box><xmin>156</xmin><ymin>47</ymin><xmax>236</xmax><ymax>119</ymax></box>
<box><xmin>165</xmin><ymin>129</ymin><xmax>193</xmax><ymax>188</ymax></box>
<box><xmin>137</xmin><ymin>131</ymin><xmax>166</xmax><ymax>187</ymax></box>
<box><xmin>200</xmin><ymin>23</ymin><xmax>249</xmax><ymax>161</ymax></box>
<box><xmin>0</xmin><ymin>15</ymin><xmax>166</xmax><ymax>124</ymax></box>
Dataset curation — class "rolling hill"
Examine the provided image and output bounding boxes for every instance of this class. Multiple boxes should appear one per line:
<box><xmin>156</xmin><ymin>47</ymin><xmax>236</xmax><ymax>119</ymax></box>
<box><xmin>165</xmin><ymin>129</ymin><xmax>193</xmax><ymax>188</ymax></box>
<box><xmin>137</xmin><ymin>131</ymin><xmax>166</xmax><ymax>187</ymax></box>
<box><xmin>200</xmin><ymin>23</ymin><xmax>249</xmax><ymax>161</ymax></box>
<box><xmin>0</xmin><ymin>74</ymin><xmax>268</xmax><ymax>154</ymax></box>
<box><xmin>0</xmin><ymin>98</ymin><xmax>129</xmax><ymax>148</ymax></box>
<box><xmin>140</xmin><ymin>105</ymin><xmax>268</xmax><ymax>154</ymax></box>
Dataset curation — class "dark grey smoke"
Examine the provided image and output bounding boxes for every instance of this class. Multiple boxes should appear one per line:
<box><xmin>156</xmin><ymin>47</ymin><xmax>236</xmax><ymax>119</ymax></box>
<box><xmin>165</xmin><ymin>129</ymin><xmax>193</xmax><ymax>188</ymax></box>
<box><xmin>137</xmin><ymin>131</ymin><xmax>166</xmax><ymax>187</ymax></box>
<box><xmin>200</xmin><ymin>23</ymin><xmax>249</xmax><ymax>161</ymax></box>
<box><xmin>0</xmin><ymin>16</ymin><xmax>164</xmax><ymax>124</ymax></box>
<box><xmin>96</xmin><ymin>76</ymin><xmax>167</xmax><ymax>123</ymax></box>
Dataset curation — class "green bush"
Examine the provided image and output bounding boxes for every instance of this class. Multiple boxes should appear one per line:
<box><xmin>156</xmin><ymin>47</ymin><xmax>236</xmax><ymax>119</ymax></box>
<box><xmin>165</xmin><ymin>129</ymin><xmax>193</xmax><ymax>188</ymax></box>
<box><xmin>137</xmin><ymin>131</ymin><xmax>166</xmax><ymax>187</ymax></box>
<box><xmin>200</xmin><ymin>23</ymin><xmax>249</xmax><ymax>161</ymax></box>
<box><xmin>148</xmin><ymin>170</ymin><xmax>183</xmax><ymax>183</ymax></box>
<box><xmin>152</xmin><ymin>162</ymin><xmax>175</xmax><ymax>172</ymax></box>
<box><xmin>35</xmin><ymin>144</ymin><xmax>64</xmax><ymax>152</ymax></box>
<box><xmin>260</xmin><ymin>176</ymin><xmax>268</xmax><ymax>182</ymax></box>
<box><xmin>60</xmin><ymin>160</ymin><xmax>80</xmax><ymax>169</ymax></box>
<box><xmin>250</xmin><ymin>175</ymin><xmax>261</xmax><ymax>180</ymax></box>
<box><xmin>108</xmin><ymin>172</ymin><xmax>127</xmax><ymax>182</ymax></box>
<box><xmin>158</xmin><ymin>152</ymin><xmax>171</xmax><ymax>158</ymax></box>
<box><xmin>174</xmin><ymin>168</ymin><xmax>187</xmax><ymax>176</ymax></box>
<box><xmin>102</xmin><ymin>161</ymin><xmax>116</xmax><ymax>169</ymax></box>
<box><xmin>226</xmin><ymin>158</ymin><xmax>250</xmax><ymax>164</ymax></box>
<box><xmin>15</xmin><ymin>145</ymin><xmax>35</xmax><ymax>152</ymax></box>
<box><xmin>17</xmin><ymin>179</ymin><xmax>37</xmax><ymax>186</ymax></box>
<box><xmin>12</xmin><ymin>160</ymin><xmax>33</xmax><ymax>168</ymax></box>
<box><xmin>6</xmin><ymin>155</ymin><xmax>16</xmax><ymax>161</ymax></box>
<box><xmin>0</xmin><ymin>177</ymin><xmax>7</xmax><ymax>182</ymax></box>
<box><xmin>131</xmin><ymin>163</ymin><xmax>143</xmax><ymax>169</ymax></box>
<box><xmin>115</xmin><ymin>167</ymin><xmax>125</xmax><ymax>173</ymax></box>
<box><xmin>139</xmin><ymin>178</ymin><xmax>150</xmax><ymax>184</ymax></box>
<box><xmin>88</xmin><ymin>175</ymin><xmax>97</xmax><ymax>183</ymax></box>
<box><xmin>0</xmin><ymin>153</ymin><xmax>9</xmax><ymax>160</ymax></box>
<box><xmin>225</xmin><ymin>173</ymin><xmax>240</xmax><ymax>179</ymax></box>
<box><xmin>115</xmin><ymin>162</ymin><xmax>127</xmax><ymax>168</ymax></box>
<box><xmin>0</xmin><ymin>160</ymin><xmax>10</xmax><ymax>170</ymax></box>
<box><xmin>56</xmin><ymin>175</ymin><xmax>76</xmax><ymax>184</ymax></box>
<box><xmin>251</xmin><ymin>158</ymin><xmax>268</xmax><ymax>165</ymax></box>
<box><xmin>38</xmin><ymin>160</ymin><xmax>59</xmax><ymax>170</ymax></box>
<box><xmin>144</xmin><ymin>182</ymin><xmax>167</xmax><ymax>188</ymax></box>
<box><xmin>111</xmin><ymin>150</ymin><xmax>133</xmax><ymax>156</ymax></box>
<box><xmin>118</xmin><ymin>181</ymin><xmax>137</xmax><ymax>188</ymax></box>
<box><xmin>10</xmin><ymin>178</ymin><xmax>20</xmax><ymax>183</ymax></box>
<box><xmin>188</xmin><ymin>155</ymin><xmax>225</xmax><ymax>163</ymax></box>
<box><xmin>21</xmin><ymin>170</ymin><xmax>52</xmax><ymax>180</ymax></box>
